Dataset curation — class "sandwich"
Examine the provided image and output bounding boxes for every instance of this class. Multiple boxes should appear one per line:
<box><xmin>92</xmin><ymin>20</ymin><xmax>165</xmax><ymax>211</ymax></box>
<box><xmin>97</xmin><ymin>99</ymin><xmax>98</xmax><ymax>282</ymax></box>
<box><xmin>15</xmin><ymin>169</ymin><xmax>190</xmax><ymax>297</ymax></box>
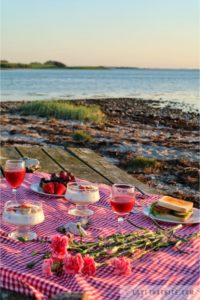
<box><xmin>150</xmin><ymin>196</ymin><xmax>193</xmax><ymax>222</ymax></box>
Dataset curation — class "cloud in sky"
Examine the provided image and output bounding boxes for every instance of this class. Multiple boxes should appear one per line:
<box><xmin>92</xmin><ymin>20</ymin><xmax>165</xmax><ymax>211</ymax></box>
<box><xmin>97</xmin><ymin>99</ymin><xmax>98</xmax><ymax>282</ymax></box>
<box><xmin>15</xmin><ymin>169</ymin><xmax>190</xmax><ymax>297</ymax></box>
<box><xmin>1</xmin><ymin>0</ymin><xmax>199</xmax><ymax>68</ymax></box>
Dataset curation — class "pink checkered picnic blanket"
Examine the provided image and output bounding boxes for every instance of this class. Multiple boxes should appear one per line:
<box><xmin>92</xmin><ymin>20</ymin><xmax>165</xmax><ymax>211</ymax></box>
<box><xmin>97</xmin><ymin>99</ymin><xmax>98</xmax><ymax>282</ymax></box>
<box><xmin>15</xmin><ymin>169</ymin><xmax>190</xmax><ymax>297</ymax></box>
<box><xmin>0</xmin><ymin>172</ymin><xmax>200</xmax><ymax>300</ymax></box>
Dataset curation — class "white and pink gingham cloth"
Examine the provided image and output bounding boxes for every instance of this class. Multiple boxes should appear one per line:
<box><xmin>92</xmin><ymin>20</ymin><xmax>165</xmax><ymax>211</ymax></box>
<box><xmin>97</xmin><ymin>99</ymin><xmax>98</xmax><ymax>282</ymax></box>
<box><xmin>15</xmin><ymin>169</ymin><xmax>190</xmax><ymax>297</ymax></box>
<box><xmin>0</xmin><ymin>172</ymin><xmax>200</xmax><ymax>300</ymax></box>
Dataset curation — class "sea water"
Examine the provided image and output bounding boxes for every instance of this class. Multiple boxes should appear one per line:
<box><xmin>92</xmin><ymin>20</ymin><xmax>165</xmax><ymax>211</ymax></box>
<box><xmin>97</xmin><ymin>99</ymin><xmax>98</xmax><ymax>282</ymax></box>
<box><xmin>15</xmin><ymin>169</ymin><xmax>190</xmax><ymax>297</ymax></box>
<box><xmin>1</xmin><ymin>68</ymin><xmax>199</xmax><ymax>111</ymax></box>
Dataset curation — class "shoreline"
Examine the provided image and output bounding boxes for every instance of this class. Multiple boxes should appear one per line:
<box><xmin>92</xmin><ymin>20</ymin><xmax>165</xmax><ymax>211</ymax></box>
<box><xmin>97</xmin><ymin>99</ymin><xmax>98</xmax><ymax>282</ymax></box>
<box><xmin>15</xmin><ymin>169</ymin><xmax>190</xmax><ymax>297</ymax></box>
<box><xmin>1</xmin><ymin>98</ymin><xmax>199</xmax><ymax>206</ymax></box>
<box><xmin>1</xmin><ymin>97</ymin><xmax>199</xmax><ymax>114</ymax></box>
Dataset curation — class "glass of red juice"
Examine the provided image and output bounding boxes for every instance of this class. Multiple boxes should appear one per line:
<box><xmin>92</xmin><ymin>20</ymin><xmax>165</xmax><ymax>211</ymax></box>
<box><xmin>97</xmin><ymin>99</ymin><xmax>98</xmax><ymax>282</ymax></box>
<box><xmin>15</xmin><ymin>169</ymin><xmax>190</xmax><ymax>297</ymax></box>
<box><xmin>4</xmin><ymin>160</ymin><xmax>26</xmax><ymax>202</ymax></box>
<box><xmin>110</xmin><ymin>184</ymin><xmax>135</xmax><ymax>233</ymax></box>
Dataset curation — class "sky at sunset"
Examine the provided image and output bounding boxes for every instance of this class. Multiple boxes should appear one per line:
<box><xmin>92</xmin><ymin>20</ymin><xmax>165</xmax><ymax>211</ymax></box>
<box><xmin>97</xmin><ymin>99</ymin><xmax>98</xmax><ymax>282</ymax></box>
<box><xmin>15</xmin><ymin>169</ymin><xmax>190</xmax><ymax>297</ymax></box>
<box><xmin>1</xmin><ymin>0</ymin><xmax>199</xmax><ymax>68</ymax></box>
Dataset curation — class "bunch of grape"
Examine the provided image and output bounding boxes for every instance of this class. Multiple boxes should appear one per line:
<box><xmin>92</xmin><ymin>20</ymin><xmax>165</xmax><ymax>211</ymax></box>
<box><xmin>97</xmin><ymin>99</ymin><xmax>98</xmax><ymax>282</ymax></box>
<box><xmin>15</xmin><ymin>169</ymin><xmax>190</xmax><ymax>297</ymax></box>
<box><xmin>40</xmin><ymin>171</ymin><xmax>75</xmax><ymax>188</ymax></box>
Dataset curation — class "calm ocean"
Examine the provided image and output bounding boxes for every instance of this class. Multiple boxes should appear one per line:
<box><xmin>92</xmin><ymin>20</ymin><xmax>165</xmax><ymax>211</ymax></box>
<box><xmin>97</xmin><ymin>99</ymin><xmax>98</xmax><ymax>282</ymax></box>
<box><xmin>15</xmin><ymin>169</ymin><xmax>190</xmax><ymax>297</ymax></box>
<box><xmin>1</xmin><ymin>69</ymin><xmax>199</xmax><ymax>110</ymax></box>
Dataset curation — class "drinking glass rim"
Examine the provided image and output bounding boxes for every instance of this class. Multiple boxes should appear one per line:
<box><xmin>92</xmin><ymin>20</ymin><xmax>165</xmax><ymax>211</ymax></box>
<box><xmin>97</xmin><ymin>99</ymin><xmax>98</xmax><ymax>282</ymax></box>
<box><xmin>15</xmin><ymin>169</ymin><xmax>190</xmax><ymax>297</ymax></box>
<box><xmin>112</xmin><ymin>183</ymin><xmax>135</xmax><ymax>190</ymax></box>
<box><xmin>67</xmin><ymin>182</ymin><xmax>99</xmax><ymax>192</ymax></box>
<box><xmin>5</xmin><ymin>159</ymin><xmax>25</xmax><ymax>165</ymax></box>
<box><xmin>4</xmin><ymin>200</ymin><xmax>43</xmax><ymax>208</ymax></box>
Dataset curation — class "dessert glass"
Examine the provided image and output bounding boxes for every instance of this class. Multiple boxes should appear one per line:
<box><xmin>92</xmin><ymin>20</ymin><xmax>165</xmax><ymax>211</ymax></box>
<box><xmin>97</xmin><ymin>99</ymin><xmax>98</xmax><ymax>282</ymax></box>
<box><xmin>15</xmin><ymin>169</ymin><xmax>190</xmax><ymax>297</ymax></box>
<box><xmin>3</xmin><ymin>200</ymin><xmax>45</xmax><ymax>241</ymax></box>
<box><xmin>65</xmin><ymin>182</ymin><xmax>100</xmax><ymax>217</ymax></box>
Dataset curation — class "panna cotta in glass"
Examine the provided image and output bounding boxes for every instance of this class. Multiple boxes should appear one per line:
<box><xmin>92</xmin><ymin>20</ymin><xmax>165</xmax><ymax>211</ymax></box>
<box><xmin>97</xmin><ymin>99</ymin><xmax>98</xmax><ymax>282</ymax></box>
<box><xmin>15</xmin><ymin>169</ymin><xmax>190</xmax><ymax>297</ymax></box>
<box><xmin>3</xmin><ymin>200</ymin><xmax>44</xmax><ymax>240</ymax></box>
<box><xmin>65</xmin><ymin>182</ymin><xmax>100</xmax><ymax>217</ymax></box>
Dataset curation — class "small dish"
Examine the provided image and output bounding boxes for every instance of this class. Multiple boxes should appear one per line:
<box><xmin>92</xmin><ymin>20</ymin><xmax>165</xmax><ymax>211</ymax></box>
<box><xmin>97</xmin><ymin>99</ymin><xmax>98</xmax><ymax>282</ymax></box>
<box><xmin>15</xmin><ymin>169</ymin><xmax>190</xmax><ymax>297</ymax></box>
<box><xmin>143</xmin><ymin>205</ymin><xmax>200</xmax><ymax>224</ymax></box>
<box><xmin>30</xmin><ymin>183</ymin><xmax>65</xmax><ymax>197</ymax></box>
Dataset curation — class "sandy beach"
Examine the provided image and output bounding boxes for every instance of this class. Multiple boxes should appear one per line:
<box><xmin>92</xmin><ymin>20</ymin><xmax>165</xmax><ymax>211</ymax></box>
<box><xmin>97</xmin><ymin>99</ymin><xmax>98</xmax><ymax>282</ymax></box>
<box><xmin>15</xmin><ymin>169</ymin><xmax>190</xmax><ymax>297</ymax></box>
<box><xmin>1</xmin><ymin>98</ymin><xmax>199</xmax><ymax>206</ymax></box>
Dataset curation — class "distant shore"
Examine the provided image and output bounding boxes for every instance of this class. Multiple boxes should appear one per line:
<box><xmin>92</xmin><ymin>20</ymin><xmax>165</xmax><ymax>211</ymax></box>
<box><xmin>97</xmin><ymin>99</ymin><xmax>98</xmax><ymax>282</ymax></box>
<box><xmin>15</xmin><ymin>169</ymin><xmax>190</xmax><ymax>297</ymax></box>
<box><xmin>1</xmin><ymin>98</ymin><xmax>199</xmax><ymax>206</ymax></box>
<box><xmin>0</xmin><ymin>60</ymin><xmax>138</xmax><ymax>70</ymax></box>
<box><xmin>1</xmin><ymin>60</ymin><xmax>197</xmax><ymax>70</ymax></box>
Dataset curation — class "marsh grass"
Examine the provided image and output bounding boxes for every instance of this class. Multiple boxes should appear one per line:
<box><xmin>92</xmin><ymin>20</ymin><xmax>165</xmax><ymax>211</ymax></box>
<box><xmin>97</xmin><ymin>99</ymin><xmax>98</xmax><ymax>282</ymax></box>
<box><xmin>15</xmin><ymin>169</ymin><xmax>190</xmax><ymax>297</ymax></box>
<box><xmin>123</xmin><ymin>156</ymin><xmax>161</xmax><ymax>171</ymax></box>
<box><xmin>18</xmin><ymin>101</ymin><xmax>105</xmax><ymax>124</ymax></box>
<box><xmin>73</xmin><ymin>130</ymin><xmax>93</xmax><ymax>142</ymax></box>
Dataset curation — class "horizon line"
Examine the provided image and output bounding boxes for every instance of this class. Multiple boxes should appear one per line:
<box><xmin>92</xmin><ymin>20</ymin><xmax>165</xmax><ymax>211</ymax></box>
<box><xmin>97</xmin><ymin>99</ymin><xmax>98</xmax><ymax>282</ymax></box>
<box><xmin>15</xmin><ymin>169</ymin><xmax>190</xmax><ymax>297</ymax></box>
<box><xmin>0</xmin><ymin>60</ymin><xmax>199</xmax><ymax>70</ymax></box>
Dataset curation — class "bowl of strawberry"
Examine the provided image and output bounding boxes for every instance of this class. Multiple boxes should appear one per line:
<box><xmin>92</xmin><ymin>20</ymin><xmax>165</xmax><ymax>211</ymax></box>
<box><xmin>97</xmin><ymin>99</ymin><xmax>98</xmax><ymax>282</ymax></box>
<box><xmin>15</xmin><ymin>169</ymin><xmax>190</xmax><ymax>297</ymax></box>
<box><xmin>40</xmin><ymin>171</ymin><xmax>76</xmax><ymax>195</ymax></box>
<box><xmin>42</xmin><ymin>181</ymin><xmax>66</xmax><ymax>195</ymax></box>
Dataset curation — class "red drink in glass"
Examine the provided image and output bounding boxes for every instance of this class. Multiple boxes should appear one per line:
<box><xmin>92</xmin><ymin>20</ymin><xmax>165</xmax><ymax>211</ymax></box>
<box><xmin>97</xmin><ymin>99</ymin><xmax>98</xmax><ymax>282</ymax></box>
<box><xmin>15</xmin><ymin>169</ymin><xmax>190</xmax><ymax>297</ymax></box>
<box><xmin>5</xmin><ymin>169</ymin><xmax>26</xmax><ymax>189</ymax></box>
<box><xmin>110</xmin><ymin>196</ymin><xmax>135</xmax><ymax>215</ymax></box>
<box><xmin>110</xmin><ymin>183</ymin><xmax>135</xmax><ymax>233</ymax></box>
<box><xmin>4</xmin><ymin>160</ymin><xmax>26</xmax><ymax>203</ymax></box>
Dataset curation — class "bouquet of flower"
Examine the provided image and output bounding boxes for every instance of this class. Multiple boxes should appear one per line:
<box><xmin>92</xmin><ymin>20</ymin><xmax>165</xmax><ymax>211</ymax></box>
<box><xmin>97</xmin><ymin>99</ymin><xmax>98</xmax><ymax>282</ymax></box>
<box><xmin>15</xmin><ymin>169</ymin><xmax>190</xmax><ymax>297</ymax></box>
<box><xmin>27</xmin><ymin>221</ymin><xmax>199</xmax><ymax>277</ymax></box>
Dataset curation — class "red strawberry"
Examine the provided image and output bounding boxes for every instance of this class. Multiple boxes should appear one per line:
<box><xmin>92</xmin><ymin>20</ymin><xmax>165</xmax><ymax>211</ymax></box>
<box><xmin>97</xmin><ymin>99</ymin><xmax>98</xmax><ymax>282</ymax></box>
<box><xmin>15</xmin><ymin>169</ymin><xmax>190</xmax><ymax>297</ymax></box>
<box><xmin>42</xmin><ymin>182</ymin><xmax>55</xmax><ymax>194</ymax></box>
<box><xmin>79</xmin><ymin>185</ymin><xmax>86</xmax><ymax>191</ymax></box>
<box><xmin>54</xmin><ymin>182</ymin><xmax>66</xmax><ymax>195</ymax></box>
<box><xmin>20</xmin><ymin>204</ymin><xmax>31</xmax><ymax>209</ymax></box>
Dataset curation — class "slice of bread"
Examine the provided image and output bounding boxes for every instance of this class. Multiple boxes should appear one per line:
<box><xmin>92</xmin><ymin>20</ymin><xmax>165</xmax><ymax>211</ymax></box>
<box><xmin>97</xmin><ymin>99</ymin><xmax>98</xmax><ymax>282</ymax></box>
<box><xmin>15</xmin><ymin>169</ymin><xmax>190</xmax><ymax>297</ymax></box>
<box><xmin>154</xmin><ymin>210</ymin><xmax>193</xmax><ymax>222</ymax></box>
<box><xmin>158</xmin><ymin>196</ymin><xmax>193</xmax><ymax>213</ymax></box>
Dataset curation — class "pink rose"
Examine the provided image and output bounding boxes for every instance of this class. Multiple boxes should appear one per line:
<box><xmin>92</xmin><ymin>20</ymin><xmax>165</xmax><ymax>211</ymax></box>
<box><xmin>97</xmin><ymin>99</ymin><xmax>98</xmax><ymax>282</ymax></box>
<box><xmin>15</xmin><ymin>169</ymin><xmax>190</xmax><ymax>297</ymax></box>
<box><xmin>63</xmin><ymin>253</ymin><xmax>84</xmax><ymax>275</ymax></box>
<box><xmin>82</xmin><ymin>255</ymin><xmax>96</xmax><ymax>276</ymax></box>
<box><xmin>51</xmin><ymin>235</ymin><xmax>69</xmax><ymax>259</ymax></box>
<box><xmin>110</xmin><ymin>257</ymin><xmax>132</xmax><ymax>276</ymax></box>
<box><xmin>42</xmin><ymin>258</ymin><xmax>53</xmax><ymax>277</ymax></box>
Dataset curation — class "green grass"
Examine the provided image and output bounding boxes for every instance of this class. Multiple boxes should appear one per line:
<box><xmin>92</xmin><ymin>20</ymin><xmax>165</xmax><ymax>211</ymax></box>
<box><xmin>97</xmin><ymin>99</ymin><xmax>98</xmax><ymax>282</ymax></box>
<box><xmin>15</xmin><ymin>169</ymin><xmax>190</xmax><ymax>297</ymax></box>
<box><xmin>73</xmin><ymin>130</ymin><xmax>93</xmax><ymax>142</ymax></box>
<box><xmin>123</xmin><ymin>156</ymin><xmax>161</xmax><ymax>170</ymax></box>
<box><xmin>17</xmin><ymin>101</ymin><xmax>105</xmax><ymax>124</ymax></box>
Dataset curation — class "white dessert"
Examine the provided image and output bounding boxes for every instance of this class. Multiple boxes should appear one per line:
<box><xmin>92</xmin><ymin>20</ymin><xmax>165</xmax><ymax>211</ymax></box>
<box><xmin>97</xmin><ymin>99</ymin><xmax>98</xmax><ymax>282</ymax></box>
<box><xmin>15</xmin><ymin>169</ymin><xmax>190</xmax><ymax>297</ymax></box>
<box><xmin>3</xmin><ymin>202</ymin><xmax>45</xmax><ymax>226</ymax></box>
<box><xmin>65</xmin><ymin>184</ymin><xmax>100</xmax><ymax>205</ymax></box>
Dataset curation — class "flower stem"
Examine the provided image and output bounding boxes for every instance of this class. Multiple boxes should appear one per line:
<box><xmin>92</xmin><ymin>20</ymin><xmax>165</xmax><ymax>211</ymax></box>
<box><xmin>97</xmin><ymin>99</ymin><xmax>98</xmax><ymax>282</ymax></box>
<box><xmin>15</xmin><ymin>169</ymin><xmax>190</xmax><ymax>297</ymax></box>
<box><xmin>126</xmin><ymin>219</ymin><xmax>146</xmax><ymax>230</ymax></box>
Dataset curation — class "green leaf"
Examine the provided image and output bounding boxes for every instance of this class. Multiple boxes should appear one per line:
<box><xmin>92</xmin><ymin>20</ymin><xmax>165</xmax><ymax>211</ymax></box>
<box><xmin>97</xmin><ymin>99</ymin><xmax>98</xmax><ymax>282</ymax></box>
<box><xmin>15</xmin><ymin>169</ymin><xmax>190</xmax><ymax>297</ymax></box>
<box><xmin>51</xmin><ymin>262</ymin><xmax>61</xmax><ymax>271</ymax></box>
<box><xmin>174</xmin><ymin>241</ymin><xmax>190</xmax><ymax>254</ymax></box>
<box><xmin>26</xmin><ymin>261</ymin><xmax>36</xmax><ymax>269</ymax></box>
<box><xmin>17</xmin><ymin>236</ymin><xmax>27</xmax><ymax>243</ymax></box>
<box><xmin>42</xmin><ymin>252</ymin><xmax>51</xmax><ymax>259</ymax></box>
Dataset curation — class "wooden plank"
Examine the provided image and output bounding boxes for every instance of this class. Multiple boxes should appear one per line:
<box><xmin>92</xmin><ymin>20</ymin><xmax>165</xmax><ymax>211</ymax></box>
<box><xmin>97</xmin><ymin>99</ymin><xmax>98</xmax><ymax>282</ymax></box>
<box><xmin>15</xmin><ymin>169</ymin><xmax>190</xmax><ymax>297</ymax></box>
<box><xmin>17</xmin><ymin>146</ymin><xmax>61</xmax><ymax>173</ymax></box>
<box><xmin>43</xmin><ymin>147</ymin><xmax>110</xmax><ymax>184</ymax></box>
<box><xmin>0</xmin><ymin>147</ymin><xmax>22</xmax><ymax>167</ymax></box>
<box><xmin>68</xmin><ymin>148</ymin><xmax>159</xmax><ymax>194</ymax></box>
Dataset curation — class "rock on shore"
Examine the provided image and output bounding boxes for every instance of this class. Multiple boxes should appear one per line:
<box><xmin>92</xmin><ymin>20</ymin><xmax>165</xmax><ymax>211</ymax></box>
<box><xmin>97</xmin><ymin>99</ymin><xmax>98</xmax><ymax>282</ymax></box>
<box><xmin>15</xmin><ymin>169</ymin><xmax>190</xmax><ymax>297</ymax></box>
<box><xmin>0</xmin><ymin>98</ymin><xmax>199</xmax><ymax>206</ymax></box>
